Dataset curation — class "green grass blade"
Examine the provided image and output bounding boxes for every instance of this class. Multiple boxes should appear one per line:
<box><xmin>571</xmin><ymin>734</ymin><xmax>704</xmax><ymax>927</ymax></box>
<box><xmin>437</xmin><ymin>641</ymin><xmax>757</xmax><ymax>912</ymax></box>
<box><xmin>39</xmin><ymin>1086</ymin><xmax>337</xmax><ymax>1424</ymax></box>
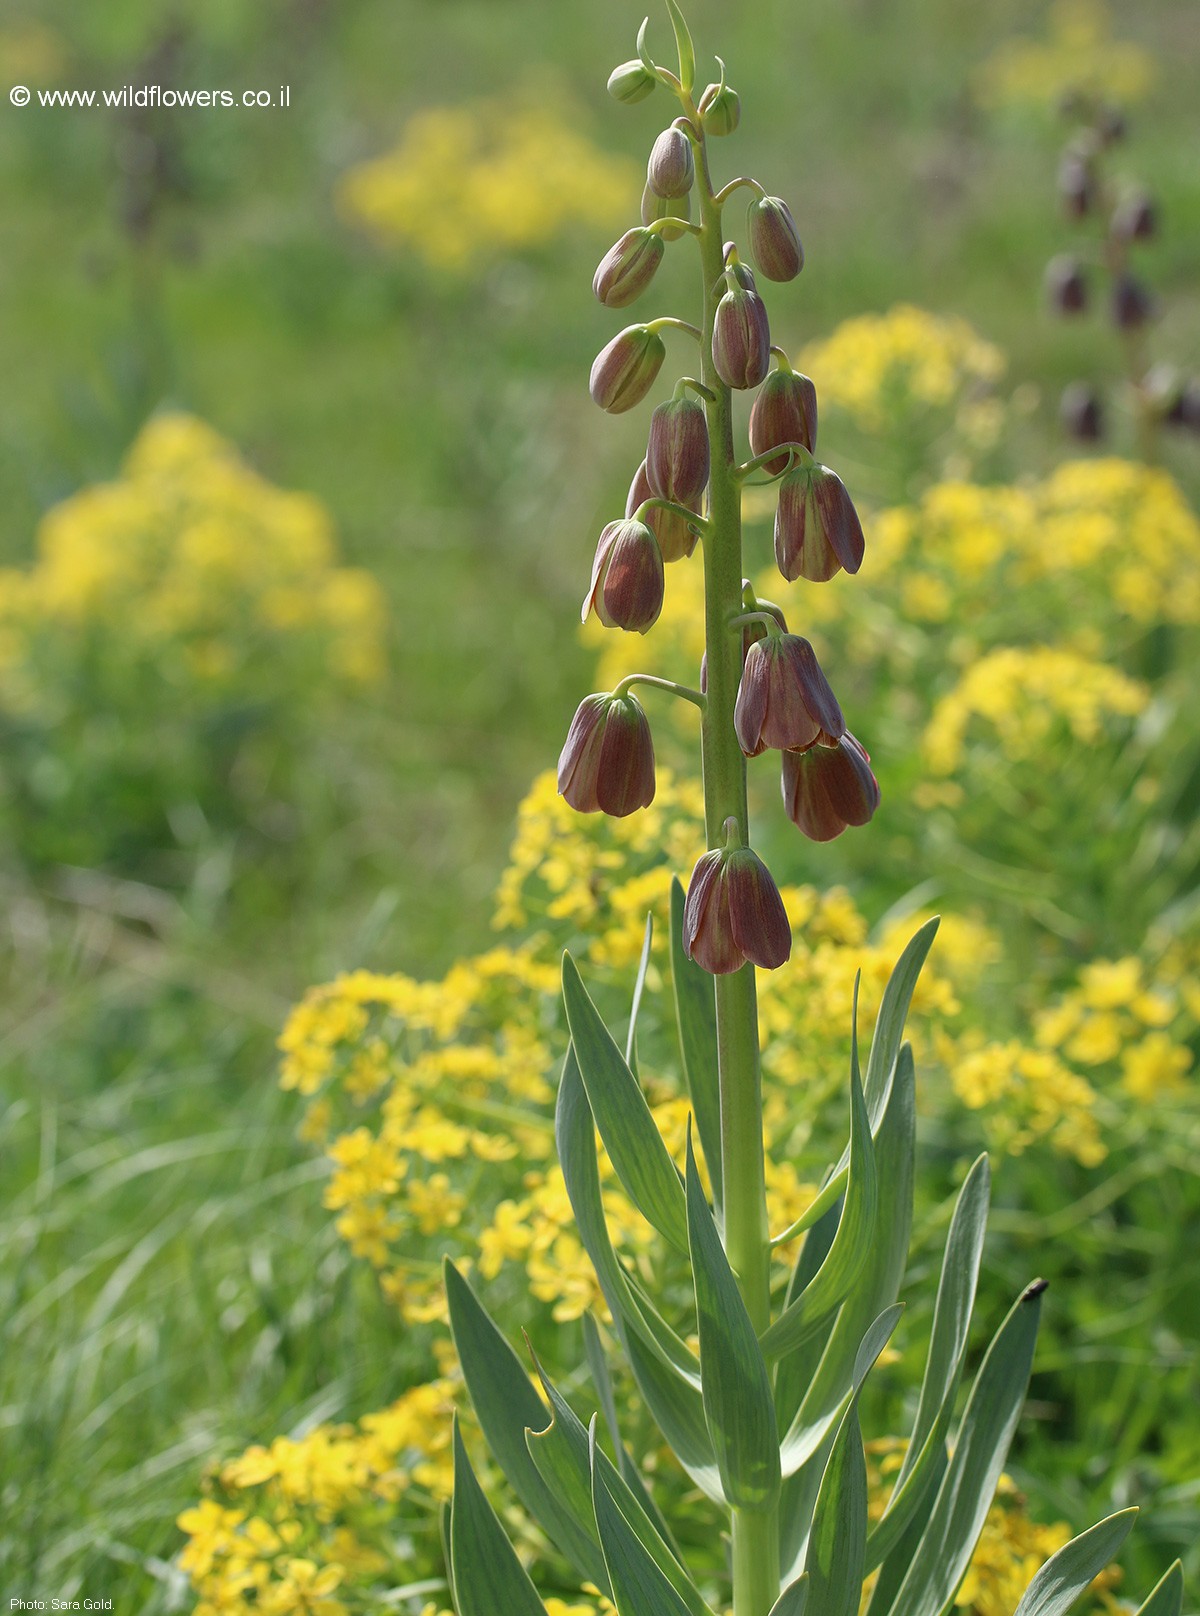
<box><xmin>563</xmin><ymin>952</ymin><xmax>688</xmax><ymax>1253</ymax></box>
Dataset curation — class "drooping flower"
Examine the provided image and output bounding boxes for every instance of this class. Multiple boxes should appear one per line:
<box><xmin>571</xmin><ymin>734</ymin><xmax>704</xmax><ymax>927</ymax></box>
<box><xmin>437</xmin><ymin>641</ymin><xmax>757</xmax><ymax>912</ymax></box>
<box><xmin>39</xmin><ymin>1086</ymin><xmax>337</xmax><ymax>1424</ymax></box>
<box><xmin>557</xmin><ymin>691</ymin><xmax>655</xmax><ymax>817</ymax></box>
<box><xmin>593</xmin><ymin>227</ymin><xmax>665</xmax><ymax>308</ymax></box>
<box><xmin>712</xmin><ymin>284</ymin><xmax>771</xmax><ymax>390</ymax></box>
<box><xmin>626</xmin><ymin>460</ymin><xmax>698</xmax><ymax>562</ymax></box>
<box><xmin>646</xmin><ymin>125</ymin><xmax>694</xmax><ymax>198</ymax></box>
<box><xmin>749</xmin><ymin>368</ymin><xmax>818</xmax><ymax>475</ymax></box>
<box><xmin>683</xmin><ymin>841</ymin><xmax>791</xmax><ymax>974</ymax></box>
<box><xmin>734</xmin><ymin>633</ymin><xmax>844</xmax><ymax>756</ymax></box>
<box><xmin>774</xmin><ymin>464</ymin><xmax>865</xmax><ymax>583</ymax></box>
<box><xmin>581</xmin><ymin>519</ymin><xmax>665</xmax><ymax>632</ymax></box>
<box><xmin>781</xmin><ymin>733</ymin><xmax>880</xmax><ymax>842</ymax></box>
<box><xmin>646</xmin><ymin>395</ymin><xmax>710</xmax><ymax>507</ymax></box>
<box><xmin>589</xmin><ymin>325</ymin><xmax>667</xmax><ymax>413</ymax></box>
<box><xmin>747</xmin><ymin>195</ymin><xmax>804</xmax><ymax>282</ymax></box>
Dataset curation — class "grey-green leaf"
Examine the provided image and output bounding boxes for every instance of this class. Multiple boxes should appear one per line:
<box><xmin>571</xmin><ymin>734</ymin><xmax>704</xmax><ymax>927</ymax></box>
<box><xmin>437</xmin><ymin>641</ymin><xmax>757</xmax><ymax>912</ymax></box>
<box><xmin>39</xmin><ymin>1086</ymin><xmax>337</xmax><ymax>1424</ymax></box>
<box><xmin>761</xmin><ymin>1058</ymin><xmax>878</xmax><ymax>1361</ymax></box>
<box><xmin>1013</xmin><ymin>1509</ymin><xmax>1138</xmax><ymax>1616</ymax></box>
<box><xmin>686</xmin><ymin>1131</ymin><xmax>781</xmax><ymax>1509</ymax></box>
<box><xmin>583</xmin><ymin>1313</ymin><xmax>679</xmax><ymax>1551</ymax></box>
<box><xmin>449</xmin><ymin>1419</ymin><xmax>548</xmax><ymax>1616</ymax></box>
<box><xmin>626</xmin><ymin>913</ymin><xmax>654</xmax><ymax>1073</ymax></box>
<box><xmin>444</xmin><ymin>1260</ymin><xmax>609</xmax><ymax>1592</ymax></box>
<box><xmin>804</xmin><ymin>1398</ymin><xmax>867</xmax><ymax>1616</ymax></box>
<box><xmin>1134</xmin><ymin>1562</ymin><xmax>1185</xmax><ymax>1616</ymax></box>
<box><xmin>885</xmin><ymin>1280</ymin><xmax>1046</xmax><ymax>1616</ymax></box>
<box><xmin>592</xmin><ymin>1424</ymin><xmax>698</xmax><ymax>1616</ymax></box>
<box><xmin>563</xmin><ymin>951</ymin><xmax>689</xmax><ymax>1253</ymax></box>
<box><xmin>769</xmin><ymin>1574</ymin><xmax>809</xmax><ymax>1616</ymax></box>
<box><xmin>781</xmin><ymin>1305</ymin><xmax>902</xmax><ymax>1477</ymax></box>
<box><xmin>670</xmin><ymin>876</ymin><xmax>723</xmax><ymax>1211</ymax></box>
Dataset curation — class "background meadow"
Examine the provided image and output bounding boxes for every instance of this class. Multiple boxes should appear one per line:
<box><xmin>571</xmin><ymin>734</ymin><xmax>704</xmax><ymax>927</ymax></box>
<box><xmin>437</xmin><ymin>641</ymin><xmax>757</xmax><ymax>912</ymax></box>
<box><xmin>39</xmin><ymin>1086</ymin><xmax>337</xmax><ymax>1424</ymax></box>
<box><xmin>0</xmin><ymin>0</ymin><xmax>1197</xmax><ymax>1611</ymax></box>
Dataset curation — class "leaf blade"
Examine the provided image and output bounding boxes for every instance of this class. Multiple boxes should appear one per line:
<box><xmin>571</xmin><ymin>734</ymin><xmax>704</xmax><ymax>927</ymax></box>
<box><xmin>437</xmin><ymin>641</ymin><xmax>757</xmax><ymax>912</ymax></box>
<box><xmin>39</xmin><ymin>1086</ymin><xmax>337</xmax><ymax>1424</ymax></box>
<box><xmin>1012</xmin><ymin>1509</ymin><xmax>1138</xmax><ymax>1616</ymax></box>
<box><xmin>670</xmin><ymin>876</ymin><xmax>723</xmax><ymax>1211</ymax></box>
<box><xmin>450</xmin><ymin>1419</ymin><xmax>548</xmax><ymax>1616</ymax></box>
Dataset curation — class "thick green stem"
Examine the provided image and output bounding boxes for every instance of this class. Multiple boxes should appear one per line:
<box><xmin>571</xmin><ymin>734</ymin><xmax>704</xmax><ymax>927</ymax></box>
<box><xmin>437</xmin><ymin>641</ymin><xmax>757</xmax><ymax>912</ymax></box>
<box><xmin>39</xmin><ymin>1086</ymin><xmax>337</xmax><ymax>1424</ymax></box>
<box><xmin>691</xmin><ymin>111</ymin><xmax>780</xmax><ymax>1616</ymax></box>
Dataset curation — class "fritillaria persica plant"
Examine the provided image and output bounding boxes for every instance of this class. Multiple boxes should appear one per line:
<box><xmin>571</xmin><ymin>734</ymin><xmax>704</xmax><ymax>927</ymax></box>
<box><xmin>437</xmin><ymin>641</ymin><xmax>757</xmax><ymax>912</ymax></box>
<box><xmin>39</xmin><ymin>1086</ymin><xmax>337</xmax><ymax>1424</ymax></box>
<box><xmin>443</xmin><ymin>9</ymin><xmax>1187</xmax><ymax>1616</ymax></box>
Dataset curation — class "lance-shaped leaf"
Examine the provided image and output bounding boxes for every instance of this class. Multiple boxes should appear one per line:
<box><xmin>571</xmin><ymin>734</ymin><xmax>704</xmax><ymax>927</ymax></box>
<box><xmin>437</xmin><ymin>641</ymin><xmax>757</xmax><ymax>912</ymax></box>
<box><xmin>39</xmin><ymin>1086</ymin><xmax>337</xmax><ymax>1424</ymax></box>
<box><xmin>864</xmin><ymin>1460</ymin><xmax>945</xmax><ymax>1616</ymax></box>
<box><xmin>445</xmin><ymin>1261</ymin><xmax>610</xmax><ymax>1592</ymax></box>
<box><xmin>775</xmin><ymin>1195</ymin><xmax>841</xmax><ymax>1433</ymax></box>
<box><xmin>686</xmin><ymin>1130</ymin><xmax>781</xmax><ymax>1509</ymax></box>
<box><xmin>780</xmin><ymin>1046</ymin><xmax>915</xmax><ymax>1473</ymax></box>
<box><xmin>449</xmin><ymin>1419</ymin><xmax>548</xmax><ymax>1616</ymax></box>
<box><xmin>664</xmin><ymin>0</ymin><xmax>696</xmax><ymax>93</ymax></box>
<box><xmin>624</xmin><ymin>1325</ymin><xmax>724</xmax><ymax>1503</ymax></box>
<box><xmin>867</xmin><ymin>1153</ymin><xmax>990</xmax><ymax>1570</ymax></box>
<box><xmin>556</xmin><ymin>1047</ymin><xmax>699</xmax><ymax>1386</ymax></box>
<box><xmin>526</xmin><ymin>1366</ymin><xmax>714</xmax><ymax>1616</ymax></box>
<box><xmin>591</xmin><ymin>1422</ymin><xmax>698</xmax><ymax>1616</ymax></box>
<box><xmin>805</xmin><ymin>1397</ymin><xmax>867</xmax><ymax>1616</ymax></box>
<box><xmin>1134</xmin><ymin>1562</ymin><xmax>1185</xmax><ymax>1616</ymax></box>
<box><xmin>584</xmin><ymin>1313</ymin><xmax>679</xmax><ymax>1553</ymax></box>
<box><xmin>670</xmin><ymin>876</ymin><xmax>723</xmax><ymax>1212</ymax></box>
<box><xmin>626</xmin><ymin>913</ymin><xmax>654</xmax><ymax>1074</ymax></box>
<box><xmin>761</xmin><ymin>1055</ymin><xmax>877</xmax><ymax>1360</ymax></box>
<box><xmin>782</xmin><ymin>1304</ymin><xmax>902</xmax><ymax>1477</ymax></box>
<box><xmin>886</xmin><ymin>1280</ymin><xmax>1046</xmax><ymax>1616</ymax></box>
<box><xmin>769</xmin><ymin>1575</ymin><xmax>809</xmax><ymax>1616</ymax></box>
<box><xmin>440</xmin><ymin>1501</ymin><xmax>455</xmax><ymax>1611</ymax></box>
<box><xmin>1012</xmin><ymin>1509</ymin><xmax>1138</xmax><ymax>1616</ymax></box>
<box><xmin>563</xmin><ymin>952</ymin><xmax>689</xmax><ymax>1253</ymax></box>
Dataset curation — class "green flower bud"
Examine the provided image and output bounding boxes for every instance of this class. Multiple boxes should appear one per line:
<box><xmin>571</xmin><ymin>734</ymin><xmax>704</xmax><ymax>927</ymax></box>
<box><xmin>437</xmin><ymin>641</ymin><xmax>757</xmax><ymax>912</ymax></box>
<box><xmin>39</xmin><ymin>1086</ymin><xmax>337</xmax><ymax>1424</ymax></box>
<box><xmin>589</xmin><ymin>325</ymin><xmax>667</xmax><ymax>413</ymax></box>
<box><xmin>712</xmin><ymin>285</ymin><xmax>771</xmax><ymax>390</ymax></box>
<box><xmin>749</xmin><ymin>369</ymin><xmax>818</xmax><ymax>474</ymax></box>
<box><xmin>774</xmin><ymin>465</ymin><xmax>864</xmax><ymax>583</ymax></box>
<box><xmin>607</xmin><ymin>59</ymin><xmax>657</xmax><ymax>105</ymax></box>
<box><xmin>626</xmin><ymin>459</ymin><xmax>698</xmax><ymax>563</ymax></box>
<box><xmin>782</xmin><ymin>733</ymin><xmax>879</xmax><ymax>842</ymax></box>
<box><xmin>646</xmin><ymin>395</ymin><xmax>710</xmax><ymax>507</ymax></box>
<box><xmin>558</xmin><ymin>691</ymin><xmax>655</xmax><ymax>817</ymax></box>
<box><xmin>698</xmin><ymin>80</ymin><xmax>741</xmax><ymax>135</ymax></box>
<box><xmin>734</xmin><ymin>633</ymin><xmax>844</xmax><ymax>757</ymax></box>
<box><xmin>647</xmin><ymin>126</ymin><xmax>694</xmax><ymax>199</ymax></box>
<box><xmin>641</xmin><ymin>182</ymin><xmax>692</xmax><ymax>242</ymax></box>
<box><xmin>683</xmin><ymin>842</ymin><xmax>791</xmax><ymax>975</ymax></box>
<box><xmin>747</xmin><ymin>196</ymin><xmax>804</xmax><ymax>282</ymax></box>
<box><xmin>582</xmin><ymin>518</ymin><xmax>665</xmax><ymax>633</ymax></box>
<box><xmin>593</xmin><ymin>228</ymin><xmax>665</xmax><ymax>308</ymax></box>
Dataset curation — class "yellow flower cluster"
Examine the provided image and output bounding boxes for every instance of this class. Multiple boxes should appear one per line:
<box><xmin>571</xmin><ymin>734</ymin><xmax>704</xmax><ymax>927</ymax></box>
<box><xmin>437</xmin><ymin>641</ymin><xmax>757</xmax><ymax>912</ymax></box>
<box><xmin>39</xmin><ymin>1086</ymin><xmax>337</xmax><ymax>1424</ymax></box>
<box><xmin>337</xmin><ymin>97</ymin><xmax>635</xmax><ymax>271</ymax></box>
<box><xmin>797</xmin><ymin>305</ymin><xmax>1005</xmax><ymax>433</ymax></box>
<box><xmin>975</xmin><ymin>0</ymin><xmax>1156</xmax><ymax>112</ymax></box>
<box><xmin>0</xmin><ymin>412</ymin><xmax>385</xmax><ymax>709</ymax></box>
<box><xmin>922</xmin><ymin>646</ymin><xmax>1148</xmax><ymax>776</ymax></box>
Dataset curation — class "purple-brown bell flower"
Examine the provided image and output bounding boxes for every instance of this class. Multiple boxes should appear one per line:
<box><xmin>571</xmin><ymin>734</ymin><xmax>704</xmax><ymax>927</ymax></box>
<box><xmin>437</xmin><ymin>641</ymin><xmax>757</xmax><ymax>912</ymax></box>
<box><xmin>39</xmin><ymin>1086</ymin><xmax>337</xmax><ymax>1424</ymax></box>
<box><xmin>734</xmin><ymin>633</ymin><xmax>844</xmax><ymax>756</ymax></box>
<box><xmin>712</xmin><ymin>284</ymin><xmax>771</xmax><ymax>390</ymax></box>
<box><xmin>647</xmin><ymin>125</ymin><xmax>694</xmax><ymax>198</ymax></box>
<box><xmin>683</xmin><ymin>838</ymin><xmax>791</xmax><ymax>975</ymax></box>
<box><xmin>626</xmin><ymin>459</ymin><xmax>698</xmax><ymax>562</ymax></box>
<box><xmin>1112</xmin><ymin>273</ymin><xmax>1153</xmax><ymax>330</ymax></box>
<box><xmin>1061</xmin><ymin>382</ymin><xmax>1103</xmax><ymax>441</ymax></box>
<box><xmin>749</xmin><ymin>368</ymin><xmax>818</xmax><ymax>475</ymax></box>
<box><xmin>646</xmin><ymin>395</ymin><xmax>710</xmax><ymax>507</ymax></box>
<box><xmin>590</xmin><ymin>325</ymin><xmax>667</xmax><ymax>414</ymax></box>
<box><xmin>582</xmin><ymin>519</ymin><xmax>664</xmax><ymax>633</ymax></box>
<box><xmin>1045</xmin><ymin>254</ymin><xmax>1088</xmax><ymax>315</ymax></box>
<box><xmin>1112</xmin><ymin>188</ymin><xmax>1156</xmax><ymax>242</ymax></box>
<box><xmin>747</xmin><ymin>196</ymin><xmax>804</xmax><ymax>282</ymax></box>
<box><xmin>558</xmin><ymin>691</ymin><xmax>655</xmax><ymax>817</ymax></box>
<box><xmin>782</xmin><ymin>733</ymin><xmax>880</xmax><ymax>842</ymax></box>
<box><xmin>593</xmin><ymin>228</ymin><xmax>665</xmax><ymax>308</ymax></box>
<box><xmin>774</xmin><ymin>465</ymin><xmax>865</xmax><ymax>583</ymax></box>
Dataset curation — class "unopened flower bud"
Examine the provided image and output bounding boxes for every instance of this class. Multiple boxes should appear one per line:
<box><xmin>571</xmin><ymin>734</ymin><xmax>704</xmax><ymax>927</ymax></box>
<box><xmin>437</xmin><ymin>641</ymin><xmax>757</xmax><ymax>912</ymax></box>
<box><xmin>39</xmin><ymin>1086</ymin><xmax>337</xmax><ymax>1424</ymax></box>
<box><xmin>589</xmin><ymin>325</ymin><xmax>667</xmax><ymax>413</ymax></box>
<box><xmin>699</xmin><ymin>597</ymin><xmax>785</xmax><ymax>696</ymax></box>
<box><xmin>582</xmin><ymin>519</ymin><xmax>664</xmax><ymax>633</ymax></box>
<box><xmin>747</xmin><ymin>196</ymin><xmax>804</xmax><ymax>282</ymax></box>
<box><xmin>641</xmin><ymin>182</ymin><xmax>691</xmax><ymax>242</ymax></box>
<box><xmin>608</xmin><ymin>59</ymin><xmax>657</xmax><ymax>105</ymax></box>
<box><xmin>1058</xmin><ymin>152</ymin><xmax>1095</xmax><ymax>219</ymax></box>
<box><xmin>1060</xmin><ymin>382</ymin><xmax>1103</xmax><ymax>442</ymax></box>
<box><xmin>626</xmin><ymin>459</ymin><xmax>698</xmax><ymax>562</ymax></box>
<box><xmin>646</xmin><ymin>395</ymin><xmax>710</xmax><ymax>507</ymax></box>
<box><xmin>593</xmin><ymin>228</ymin><xmax>666</xmax><ymax>308</ymax></box>
<box><xmin>1112</xmin><ymin>189</ymin><xmax>1156</xmax><ymax>242</ymax></box>
<box><xmin>749</xmin><ymin>369</ymin><xmax>818</xmax><ymax>474</ymax></box>
<box><xmin>734</xmin><ymin>633</ymin><xmax>844</xmax><ymax>757</ymax></box>
<box><xmin>1097</xmin><ymin>104</ymin><xmax>1126</xmax><ymax>143</ymax></box>
<box><xmin>647</xmin><ymin>126</ymin><xmax>694</xmax><ymax>199</ymax></box>
<box><xmin>683</xmin><ymin>842</ymin><xmax>791</xmax><ymax>975</ymax></box>
<box><xmin>774</xmin><ymin>465</ymin><xmax>865</xmax><ymax>583</ymax></box>
<box><xmin>1112</xmin><ymin>273</ymin><xmax>1153</xmax><ymax>330</ymax></box>
<box><xmin>1178</xmin><ymin>380</ymin><xmax>1200</xmax><ymax>435</ymax></box>
<box><xmin>1143</xmin><ymin>363</ymin><xmax>1183</xmax><ymax>421</ymax></box>
<box><xmin>782</xmin><ymin>733</ymin><xmax>879</xmax><ymax>842</ymax></box>
<box><xmin>558</xmin><ymin>691</ymin><xmax>655</xmax><ymax>817</ymax></box>
<box><xmin>1045</xmin><ymin>254</ymin><xmax>1088</xmax><ymax>315</ymax></box>
<box><xmin>698</xmin><ymin>80</ymin><xmax>740</xmax><ymax>136</ymax></box>
<box><xmin>712</xmin><ymin>285</ymin><xmax>771</xmax><ymax>389</ymax></box>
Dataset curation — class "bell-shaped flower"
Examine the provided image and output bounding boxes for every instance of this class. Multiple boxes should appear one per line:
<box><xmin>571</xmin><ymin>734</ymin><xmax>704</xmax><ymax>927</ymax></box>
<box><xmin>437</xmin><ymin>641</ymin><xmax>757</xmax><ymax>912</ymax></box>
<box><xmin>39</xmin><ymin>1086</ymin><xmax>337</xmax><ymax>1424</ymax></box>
<box><xmin>582</xmin><ymin>519</ymin><xmax>664</xmax><ymax>633</ymax></box>
<box><xmin>626</xmin><ymin>460</ymin><xmax>697</xmax><ymax>563</ymax></box>
<box><xmin>646</xmin><ymin>395</ymin><xmax>710</xmax><ymax>508</ymax></box>
<box><xmin>781</xmin><ymin>733</ymin><xmax>880</xmax><ymax>842</ymax></box>
<box><xmin>589</xmin><ymin>325</ymin><xmax>667</xmax><ymax>414</ymax></box>
<box><xmin>734</xmin><ymin>632</ymin><xmax>844</xmax><ymax>756</ymax></box>
<box><xmin>593</xmin><ymin>228</ymin><xmax>665</xmax><ymax>308</ymax></box>
<box><xmin>749</xmin><ymin>369</ymin><xmax>818</xmax><ymax>475</ymax></box>
<box><xmin>774</xmin><ymin>464</ymin><xmax>865</xmax><ymax>583</ymax></box>
<box><xmin>683</xmin><ymin>840</ymin><xmax>791</xmax><ymax>975</ymax></box>
<box><xmin>558</xmin><ymin>691</ymin><xmax>655</xmax><ymax>817</ymax></box>
<box><xmin>747</xmin><ymin>196</ymin><xmax>804</xmax><ymax>282</ymax></box>
<box><xmin>712</xmin><ymin>285</ymin><xmax>771</xmax><ymax>390</ymax></box>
